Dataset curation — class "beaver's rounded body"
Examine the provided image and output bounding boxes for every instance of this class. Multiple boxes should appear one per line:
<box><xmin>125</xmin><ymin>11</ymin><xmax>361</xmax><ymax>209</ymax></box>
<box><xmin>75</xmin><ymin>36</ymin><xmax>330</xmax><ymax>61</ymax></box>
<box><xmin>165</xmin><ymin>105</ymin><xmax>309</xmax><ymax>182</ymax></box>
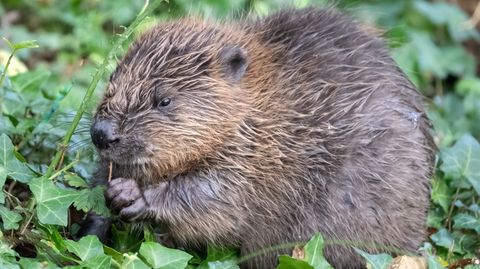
<box><xmin>80</xmin><ymin>8</ymin><xmax>435</xmax><ymax>269</ymax></box>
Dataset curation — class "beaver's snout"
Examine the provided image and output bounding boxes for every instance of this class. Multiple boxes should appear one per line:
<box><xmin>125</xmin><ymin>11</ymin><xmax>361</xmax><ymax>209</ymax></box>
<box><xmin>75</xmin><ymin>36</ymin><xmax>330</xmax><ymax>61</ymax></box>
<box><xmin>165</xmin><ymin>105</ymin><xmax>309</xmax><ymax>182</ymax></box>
<box><xmin>90</xmin><ymin>120</ymin><xmax>120</xmax><ymax>150</ymax></box>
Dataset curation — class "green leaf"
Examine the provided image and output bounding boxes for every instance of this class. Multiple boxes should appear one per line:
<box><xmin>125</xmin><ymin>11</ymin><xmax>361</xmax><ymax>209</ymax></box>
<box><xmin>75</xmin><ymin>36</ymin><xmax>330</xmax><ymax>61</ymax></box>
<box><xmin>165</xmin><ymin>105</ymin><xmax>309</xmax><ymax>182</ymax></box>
<box><xmin>408</xmin><ymin>31</ymin><xmax>445</xmax><ymax>78</ymax></box>
<box><xmin>198</xmin><ymin>246</ymin><xmax>238</xmax><ymax>269</ymax></box>
<box><xmin>65</xmin><ymin>235</ymin><xmax>104</xmax><ymax>261</ymax></box>
<box><xmin>80</xmin><ymin>255</ymin><xmax>112</xmax><ymax>269</ymax></box>
<box><xmin>10</xmin><ymin>69</ymin><xmax>50</xmax><ymax>94</ymax></box>
<box><xmin>456</xmin><ymin>77</ymin><xmax>480</xmax><ymax>96</ymax></box>
<box><xmin>111</xmin><ymin>225</ymin><xmax>144</xmax><ymax>254</ymax></box>
<box><xmin>73</xmin><ymin>187</ymin><xmax>109</xmax><ymax>216</ymax></box>
<box><xmin>276</xmin><ymin>256</ymin><xmax>314</xmax><ymax>269</ymax></box>
<box><xmin>0</xmin><ymin>169</ymin><xmax>6</xmax><ymax>204</ymax></box>
<box><xmin>38</xmin><ymin>224</ymin><xmax>67</xmax><ymax>252</ymax></box>
<box><xmin>0</xmin><ymin>134</ymin><xmax>35</xmax><ymax>184</ymax></box>
<box><xmin>121</xmin><ymin>253</ymin><xmax>150</xmax><ymax>269</ymax></box>
<box><xmin>440</xmin><ymin>134</ymin><xmax>480</xmax><ymax>195</ymax></box>
<box><xmin>354</xmin><ymin>248</ymin><xmax>393</xmax><ymax>269</ymax></box>
<box><xmin>28</xmin><ymin>177</ymin><xmax>80</xmax><ymax>226</ymax></box>
<box><xmin>427</xmin><ymin>208</ymin><xmax>444</xmax><ymax>229</ymax></box>
<box><xmin>413</xmin><ymin>1</ymin><xmax>479</xmax><ymax>42</ymax></box>
<box><xmin>205</xmin><ymin>261</ymin><xmax>239</xmax><ymax>269</ymax></box>
<box><xmin>11</xmin><ymin>40</ymin><xmax>39</xmax><ymax>50</ymax></box>
<box><xmin>19</xmin><ymin>258</ymin><xmax>59</xmax><ymax>269</ymax></box>
<box><xmin>419</xmin><ymin>244</ymin><xmax>446</xmax><ymax>269</ymax></box>
<box><xmin>438</xmin><ymin>46</ymin><xmax>476</xmax><ymax>77</ymax></box>
<box><xmin>430</xmin><ymin>228</ymin><xmax>464</xmax><ymax>254</ymax></box>
<box><xmin>0</xmin><ymin>206</ymin><xmax>22</xmax><ymax>230</ymax></box>
<box><xmin>431</xmin><ymin>177</ymin><xmax>451</xmax><ymax>212</ymax></box>
<box><xmin>303</xmin><ymin>234</ymin><xmax>332</xmax><ymax>269</ymax></box>
<box><xmin>64</xmin><ymin>173</ymin><xmax>88</xmax><ymax>188</ymax></box>
<box><xmin>0</xmin><ymin>240</ymin><xmax>19</xmax><ymax>269</ymax></box>
<box><xmin>104</xmin><ymin>245</ymin><xmax>124</xmax><ymax>265</ymax></box>
<box><xmin>453</xmin><ymin>213</ymin><xmax>480</xmax><ymax>233</ymax></box>
<box><xmin>139</xmin><ymin>241</ymin><xmax>192</xmax><ymax>269</ymax></box>
<box><xmin>426</xmin><ymin>254</ymin><xmax>446</xmax><ymax>269</ymax></box>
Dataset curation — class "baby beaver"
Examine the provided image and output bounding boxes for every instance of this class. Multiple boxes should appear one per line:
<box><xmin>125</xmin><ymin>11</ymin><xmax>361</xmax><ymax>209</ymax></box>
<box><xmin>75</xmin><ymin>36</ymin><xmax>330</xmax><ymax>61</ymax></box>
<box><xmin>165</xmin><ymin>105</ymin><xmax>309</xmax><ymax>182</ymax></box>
<box><xmin>80</xmin><ymin>7</ymin><xmax>435</xmax><ymax>269</ymax></box>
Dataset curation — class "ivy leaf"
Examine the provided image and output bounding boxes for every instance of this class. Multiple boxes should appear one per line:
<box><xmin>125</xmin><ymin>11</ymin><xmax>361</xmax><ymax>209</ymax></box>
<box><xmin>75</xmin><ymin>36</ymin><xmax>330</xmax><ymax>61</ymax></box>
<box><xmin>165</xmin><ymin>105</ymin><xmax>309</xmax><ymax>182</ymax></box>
<box><xmin>427</xmin><ymin>254</ymin><xmax>446</xmax><ymax>269</ymax></box>
<box><xmin>104</xmin><ymin>245</ymin><xmax>124</xmax><ymax>266</ymax></box>
<box><xmin>0</xmin><ymin>206</ymin><xmax>22</xmax><ymax>230</ymax></box>
<box><xmin>18</xmin><ymin>258</ymin><xmax>59</xmax><ymax>269</ymax></box>
<box><xmin>440</xmin><ymin>134</ymin><xmax>480</xmax><ymax>195</ymax></box>
<box><xmin>0</xmin><ymin>134</ymin><xmax>35</xmax><ymax>184</ymax></box>
<box><xmin>64</xmin><ymin>173</ymin><xmax>88</xmax><ymax>188</ymax></box>
<box><xmin>354</xmin><ymin>248</ymin><xmax>393</xmax><ymax>269</ymax></box>
<box><xmin>420</xmin><ymin>243</ymin><xmax>447</xmax><ymax>269</ymax></box>
<box><xmin>304</xmin><ymin>234</ymin><xmax>332</xmax><ymax>269</ymax></box>
<box><xmin>453</xmin><ymin>213</ymin><xmax>480</xmax><ymax>233</ymax></box>
<box><xmin>276</xmin><ymin>256</ymin><xmax>314</xmax><ymax>269</ymax></box>
<box><xmin>73</xmin><ymin>187</ymin><xmax>109</xmax><ymax>216</ymax></box>
<box><xmin>0</xmin><ymin>240</ymin><xmax>19</xmax><ymax>269</ymax></box>
<box><xmin>65</xmin><ymin>235</ymin><xmax>104</xmax><ymax>261</ymax></box>
<box><xmin>456</xmin><ymin>77</ymin><xmax>480</xmax><ymax>96</ymax></box>
<box><xmin>139</xmin><ymin>241</ymin><xmax>192</xmax><ymax>269</ymax></box>
<box><xmin>0</xmin><ymin>169</ymin><xmax>7</xmax><ymax>204</ymax></box>
<box><xmin>80</xmin><ymin>255</ymin><xmax>112</xmax><ymax>269</ymax></box>
<box><xmin>408</xmin><ymin>31</ymin><xmax>445</xmax><ymax>78</ymax></box>
<box><xmin>430</xmin><ymin>228</ymin><xmax>464</xmax><ymax>254</ymax></box>
<box><xmin>431</xmin><ymin>176</ymin><xmax>451</xmax><ymax>212</ymax></box>
<box><xmin>204</xmin><ymin>261</ymin><xmax>239</xmax><ymax>269</ymax></box>
<box><xmin>28</xmin><ymin>177</ymin><xmax>80</xmax><ymax>226</ymax></box>
<box><xmin>121</xmin><ymin>253</ymin><xmax>150</xmax><ymax>269</ymax></box>
<box><xmin>37</xmin><ymin>224</ymin><xmax>67</xmax><ymax>252</ymax></box>
<box><xmin>197</xmin><ymin>246</ymin><xmax>238</xmax><ymax>269</ymax></box>
<box><xmin>413</xmin><ymin>1</ymin><xmax>479</xmax><ymax>42</ymax></box>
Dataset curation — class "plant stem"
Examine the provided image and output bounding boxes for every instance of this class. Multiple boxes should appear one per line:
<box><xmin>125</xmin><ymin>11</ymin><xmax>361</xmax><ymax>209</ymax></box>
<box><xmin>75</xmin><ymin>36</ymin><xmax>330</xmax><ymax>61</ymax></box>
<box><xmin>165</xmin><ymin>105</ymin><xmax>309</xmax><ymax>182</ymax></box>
<box><xmin>19</xmin><ymin>198</ymin><xmax>36</xmax><ymax>236</ymax></box>
<box><xmin>44</xmin><ymin>0</ymin><xmax>162</xmax><ymax>179</ymax></box>
<box><xmin>48</xmin><ymin>159</ymin><xmax>78</xmax><ymax>180</ymax></box>
<box><xmin>0</xmin><ymin>48</ymin><xmax>17</xmax><ymax>87</ymax></box>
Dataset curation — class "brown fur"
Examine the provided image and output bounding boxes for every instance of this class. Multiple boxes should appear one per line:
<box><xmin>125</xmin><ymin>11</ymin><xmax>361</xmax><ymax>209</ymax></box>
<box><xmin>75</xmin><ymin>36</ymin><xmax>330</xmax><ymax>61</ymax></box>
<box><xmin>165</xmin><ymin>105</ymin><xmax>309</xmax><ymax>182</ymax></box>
<box><xmin>81</xmin><ymin>8</ymin><xmax>435</xmax><ymax>269</ymax></box>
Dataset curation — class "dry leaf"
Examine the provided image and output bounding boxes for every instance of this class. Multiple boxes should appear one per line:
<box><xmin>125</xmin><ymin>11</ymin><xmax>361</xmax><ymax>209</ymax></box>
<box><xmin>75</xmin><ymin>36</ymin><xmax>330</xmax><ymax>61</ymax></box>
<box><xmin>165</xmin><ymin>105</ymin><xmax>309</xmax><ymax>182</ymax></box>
<box><xmin>388</xmin><ymin>256</ymin><xmax>427</xmax><ymax>269</ymax></box>
<box><xmin>292</xmin><ymin>245</ymin><xmax>305</xmax><ymax>260</ymax></box>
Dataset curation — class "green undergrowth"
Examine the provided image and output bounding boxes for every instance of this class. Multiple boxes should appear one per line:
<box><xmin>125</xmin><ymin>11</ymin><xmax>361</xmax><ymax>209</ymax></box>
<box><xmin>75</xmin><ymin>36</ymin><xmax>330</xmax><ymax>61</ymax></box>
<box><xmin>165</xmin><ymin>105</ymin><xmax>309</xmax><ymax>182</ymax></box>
<box><xmin>0</xmin><ymin>0</ymin><xmax>479</xmax><ymax>268</ymax></box>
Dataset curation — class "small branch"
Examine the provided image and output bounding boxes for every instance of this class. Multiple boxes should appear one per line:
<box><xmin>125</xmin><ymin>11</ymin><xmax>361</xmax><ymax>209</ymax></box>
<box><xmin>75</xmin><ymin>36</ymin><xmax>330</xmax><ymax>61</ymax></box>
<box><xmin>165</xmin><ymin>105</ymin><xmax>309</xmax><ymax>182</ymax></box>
<box><xmin>445</xmin><ymin>187</ymin><xmax>460</xmax><ymax>231</ymax></box>
<box><xmin>447</xmin><ymin>258</ymin><xmax>480</xmax><ymax>269</ymax></box>
<box><xmin>19</xmin><ymin>198</ymin><xmax>36</xmax><ymax>236</ymax></box>
<box><xmin>108</xmin><ymin>162</ymin><xmax>113</xmax><ymax>182</ymax></box>
<box><xmin>463</xmin><ymin>1</ymin><xmax>480</xmax><ymax>29</ymax></box>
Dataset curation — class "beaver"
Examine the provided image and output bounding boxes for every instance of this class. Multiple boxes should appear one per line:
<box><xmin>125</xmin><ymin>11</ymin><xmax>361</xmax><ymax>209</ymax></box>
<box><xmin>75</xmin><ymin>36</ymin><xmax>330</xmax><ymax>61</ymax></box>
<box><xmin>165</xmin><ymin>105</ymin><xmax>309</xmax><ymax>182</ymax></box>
<box><xmin>78</xmin><ymin>7</ymin><xmax>435</xmax><ymax>269</ymax></box>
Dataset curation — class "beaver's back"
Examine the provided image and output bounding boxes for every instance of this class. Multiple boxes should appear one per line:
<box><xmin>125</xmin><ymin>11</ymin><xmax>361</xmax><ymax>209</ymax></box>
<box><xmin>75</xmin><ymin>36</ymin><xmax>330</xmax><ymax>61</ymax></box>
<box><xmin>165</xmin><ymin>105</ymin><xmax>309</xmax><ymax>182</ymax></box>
<box><xmin>237</xmin><ymin>8</ymin><xmax>435</xmax><ymax>268</ymax></box>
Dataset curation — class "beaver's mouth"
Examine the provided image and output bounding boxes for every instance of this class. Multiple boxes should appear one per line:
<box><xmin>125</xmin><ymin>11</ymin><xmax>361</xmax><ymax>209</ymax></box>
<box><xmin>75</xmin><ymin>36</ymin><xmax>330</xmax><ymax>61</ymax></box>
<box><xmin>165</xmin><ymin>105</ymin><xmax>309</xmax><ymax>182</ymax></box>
<box><xmin>98</xmin><ymin>146</ymin><xmax>152</xmax><ymax>166</ymax></box>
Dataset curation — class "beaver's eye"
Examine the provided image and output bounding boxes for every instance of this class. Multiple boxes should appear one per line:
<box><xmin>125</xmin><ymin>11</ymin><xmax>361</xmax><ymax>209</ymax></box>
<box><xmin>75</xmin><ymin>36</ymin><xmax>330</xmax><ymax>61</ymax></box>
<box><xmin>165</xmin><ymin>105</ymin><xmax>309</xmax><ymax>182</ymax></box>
<box><xmin>159</xmin><ymin>98</ymin><xmax>171</xmax><ymax>107</ymax></box>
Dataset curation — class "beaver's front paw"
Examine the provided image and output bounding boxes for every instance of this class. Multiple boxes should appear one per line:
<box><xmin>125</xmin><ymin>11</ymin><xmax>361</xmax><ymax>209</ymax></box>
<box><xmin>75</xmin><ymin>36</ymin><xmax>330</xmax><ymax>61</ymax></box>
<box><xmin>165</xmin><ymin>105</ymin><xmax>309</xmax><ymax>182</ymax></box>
<box><xmin>106</xmin><ymin>178</ymin><xmax>151</xmax><ymax>222</ymax></box>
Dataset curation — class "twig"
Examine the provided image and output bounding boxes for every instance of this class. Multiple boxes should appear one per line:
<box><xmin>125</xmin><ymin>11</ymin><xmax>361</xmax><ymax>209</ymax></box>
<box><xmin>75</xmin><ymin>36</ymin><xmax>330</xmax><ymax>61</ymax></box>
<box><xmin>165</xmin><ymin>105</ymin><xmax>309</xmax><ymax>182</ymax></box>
<box><xmin>463</xmin><ymin>1</ymin><xmax>480</xmax><ymax>29</ymax></box>
<box><xmin>445</xmin><ymin>187</ymin><xmax>460</xmax><ymax>231</ymax></box>
<box><xmin>108</xmin><ymin>161</ymin><xmax>113</xmax><ymax>182</ymax></box>
<box><xmin>447</xmin><ymin>258</ymin><xmax>480</xmax><ymax>269</ymax></box>
<box><xmin>19</xmin><ymin>199</ymin><xmax>36</xmax><ymax>236</ymax></box>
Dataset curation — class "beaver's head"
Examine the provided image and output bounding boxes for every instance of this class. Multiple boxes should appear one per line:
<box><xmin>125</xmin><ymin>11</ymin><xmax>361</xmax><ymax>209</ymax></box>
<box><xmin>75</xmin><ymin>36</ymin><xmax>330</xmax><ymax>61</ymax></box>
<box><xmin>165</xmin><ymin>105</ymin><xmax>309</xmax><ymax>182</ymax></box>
<box><xmin>91</xmin><ymin>20</ymin><xmax>251</xmax><ymax>176</ymax></box>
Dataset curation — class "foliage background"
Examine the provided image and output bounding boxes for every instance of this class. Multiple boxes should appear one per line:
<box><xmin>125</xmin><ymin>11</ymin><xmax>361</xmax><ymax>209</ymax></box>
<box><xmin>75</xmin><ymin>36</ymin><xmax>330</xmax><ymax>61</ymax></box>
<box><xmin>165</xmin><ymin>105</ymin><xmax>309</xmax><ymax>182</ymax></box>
<box><xmin>0</xmin><ymin>0</ymin><xmax>479</xmax><ymax>268</ymax></box>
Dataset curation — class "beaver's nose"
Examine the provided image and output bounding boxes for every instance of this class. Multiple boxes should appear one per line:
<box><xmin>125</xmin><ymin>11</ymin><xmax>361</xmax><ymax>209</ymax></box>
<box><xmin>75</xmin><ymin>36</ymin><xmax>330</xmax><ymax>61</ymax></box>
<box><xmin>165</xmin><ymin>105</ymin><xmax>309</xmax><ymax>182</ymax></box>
<box><xmin>90</xmin><ymin>120</ymin><xmax>120</xmax><ymax>150</ymax></box>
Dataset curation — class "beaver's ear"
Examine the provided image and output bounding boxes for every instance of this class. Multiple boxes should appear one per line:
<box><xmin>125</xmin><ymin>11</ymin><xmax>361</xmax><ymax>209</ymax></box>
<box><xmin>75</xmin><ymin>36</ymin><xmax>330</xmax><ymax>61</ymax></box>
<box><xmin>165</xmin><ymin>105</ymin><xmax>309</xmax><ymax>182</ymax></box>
<box><xmin>220</xmin><ymin>46</ymin><xmax>248</xmax><ymax>83</ymax></box>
